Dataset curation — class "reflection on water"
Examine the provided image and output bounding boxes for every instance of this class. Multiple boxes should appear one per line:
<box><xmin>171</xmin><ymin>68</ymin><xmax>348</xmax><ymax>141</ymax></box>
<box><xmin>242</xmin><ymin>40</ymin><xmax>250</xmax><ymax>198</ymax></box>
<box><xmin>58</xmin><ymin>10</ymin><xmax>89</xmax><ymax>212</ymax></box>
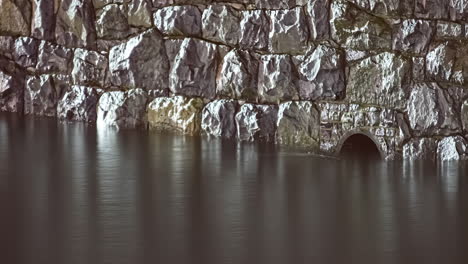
<box><xmin>1</xmin><ymin>113</ymin><xmax>468</xmax><ymax>264</ymax></box>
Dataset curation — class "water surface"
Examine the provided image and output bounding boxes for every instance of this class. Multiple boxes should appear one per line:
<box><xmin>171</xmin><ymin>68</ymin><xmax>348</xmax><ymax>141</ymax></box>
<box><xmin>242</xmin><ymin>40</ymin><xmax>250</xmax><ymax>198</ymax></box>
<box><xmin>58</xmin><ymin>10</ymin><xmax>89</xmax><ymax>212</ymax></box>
<box><xmin>1</xmin><ymin>113</ymin><xmax>468</xmax><ymax>264</ymax></box>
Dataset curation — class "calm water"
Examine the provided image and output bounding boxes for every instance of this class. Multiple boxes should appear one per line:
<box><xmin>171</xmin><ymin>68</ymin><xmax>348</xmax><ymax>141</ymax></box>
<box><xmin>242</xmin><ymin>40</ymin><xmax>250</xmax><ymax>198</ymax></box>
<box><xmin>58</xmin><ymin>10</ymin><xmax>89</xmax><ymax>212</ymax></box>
<box><xmin>1</xmin><ymin>113</ymin><xmax>468</xmax><ymax>264</ymax></box>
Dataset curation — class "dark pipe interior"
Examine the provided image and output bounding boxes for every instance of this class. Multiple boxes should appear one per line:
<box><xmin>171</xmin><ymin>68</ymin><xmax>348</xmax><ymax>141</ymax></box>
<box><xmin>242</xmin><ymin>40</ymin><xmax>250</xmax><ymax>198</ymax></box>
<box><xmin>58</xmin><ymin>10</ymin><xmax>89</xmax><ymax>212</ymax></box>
<box><xmin>339</xmin><ymin>134</ymin><xmax>381</xmax><ymax>159</ymax></box>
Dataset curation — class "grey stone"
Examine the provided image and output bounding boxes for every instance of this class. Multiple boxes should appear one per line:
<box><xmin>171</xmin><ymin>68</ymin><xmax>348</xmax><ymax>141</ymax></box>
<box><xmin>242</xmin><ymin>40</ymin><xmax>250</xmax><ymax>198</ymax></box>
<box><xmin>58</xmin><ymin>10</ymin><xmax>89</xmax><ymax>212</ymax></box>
<box><xmin>109</xmin><ymin>29</ymin><xmax>169</xmax><ymax>90</ymax></box>
<box><xmin>127</xmin><ymin>0</ymin><xmax>153</xmax><ymax>28</ymax></box>
<box><xmin>37</xmin><ymin>41</ymin><xmax>73</xmax><ymax>75</ymax></box>
<box><xmin>0</xmin><ymin>36</ymin><xmax>14</xmax><ymax>59</ymax></box>
<box><xmin>154</xmin><ymin>5</ymin><xmax>202</xmax><ymax>37</ymax></box>
<box><xmin>147</xmin><ymin>95</ymin><xmax>204</xmax><ymax>135</ymax></box>
<box><xmin>436</xmin><ymin>21</ymin><xmax>463</xmax><ymax>39</ymax></box>
<box><xmin>346</xmin><ymin>0</ymin><xmax>413</xmax><ymax>17</ymax></box>
<box><xmin>0</xmin><ymin>69</ymin><xmax>24</xmax><ymax>113</ymax></box>
<box><xmin>403</xmin><ymin>138</ymin><xmax>438</xmax><ymax>160</ymax></box>
<box><xmin>13</xmin><ymin>37</ymin><xmax>39</xmax><ymax>69</ymax></box>
<box><xmin>415</xmin><ymin>0</ymin><xmax>449</xmax><ymax>20</ymax></box>
<box><xmin>406</xmin><ymin>82</ymin><xmax>461</xmax><ymax>136</ymax></box>
<box><xmin>437</xmin><ymin>136</ymin><xmax>468</xmax><ymax>161</ymax></box>
<box><xmin>31</xmin><ymin>0</ymin><xmax>55</xmax><ymax>40</ymax></box>
<box><xmin>71</xmin><ymin>48</ymin><xmax>108</xmax><ymax>87</ymax></box>
<box><xmin>201</xmin><ymin>99</ymin><xmax>238</xmax><ymax>138</ymax></box>
<box><xmin>345</xmin><ymin>49</ymin><xmax>369</xmax><ymax>62</ymax></box>
<box><xmin>152</xmin><ymin>0</ymin><xmax>211</xmax><ymax>8</ymax></box>
<box><xmin>24</xmin><ymin>75</ymin><xmax>58</xmax><ymax>117</ymax></box>
<box><xmin>217</xmin><ymin>50</ymin><xmax>259</xmax><ymax>102</ymax></box>
<box><xmin>0</xmin><ymin>0</ymin><xmax>31</xmax><ymax>36</ymax></box>
<box><xmin>239</xmin><ymin>10</ymin><xmax>269</xmax><ymax>50</ymax></box>
<box><xmin>450</xmin><ymin>45</ymin><xmax>468</xmax><ymax>85</ymax></box>
<box><xmin>97</xmin><ymin>88</ymin><xmax>149</xmax><ymax>129</ymax></box>
<box><xmin>294</xmin><ymin>45</ymin><xmax>345</xmax><ymax>101</ymax></box>
<box><xmin>255</xmin><ymin>0</ymin><xmax>306</xmax><ymax>9</ymax></box>
<box><xmin>346</xmin><ymin>52</ymin><xmax>409</xmax><ymax>110</ymax></box>
<box><xmin>426</xmin><ymin>42</ymin><xmax>456</xmax><ymax>82</ymax></box>
<box><xmin>330</xmin><ymin>0</ymin><xmax>392</xmax><ymax>50</ymax></box>
<box><xmin>96</xmin><ymin>4</ymin><xmax>132</xmax><ymax>40</ymax></box>
<box><xmin>170</xmin><ymin>38</ymin><xmax>220</xmax><ymax>99</ymax></box>
<box><xmin>235</xmin><ymin>103</ymin><xmax>278</xmax><ymax>142</ymax></box>
<box><xmin>306</xmin><ymin>0</ymin><xmax>330</xmax><ymax>40</ymax></box>
<box><xmin>393</xmin><ymin>19</ymin><xmax>435</xmax><ymax>55</ymax></box>
<box><xmin>57</xmin><ymin>85</ymin><xmax>100</xmax><ymax>123</ymax></box>
<box><xmin>462</xmin><ymin>99</ymin><xmax>468</xmax><ymax>134</ymax></box>
<box><xmin>412</xmin><ymin>57</ymin><xmax>425</xmax><ymax>81</ymax></box>
<box><xmin>449</xmin><ymin>0</ymin><xmax>468</xmax><ymax>21</ymax></box>
<box><xmin>277</xmin><ymin>101</ymin><xmax>320</xmax><ymax>149</ymax></box>
<box><xmin>268</xmin><ymin>7</ymin><xmax>309</xmax><ymax>54</ymax></box>
<box><xmin>257</xmin><ymin>55</ymin><xmax>298</xmax><ymax>104</ymax></box>
<box><xmin>202</xmin><ymin>5</ymin><xmax>241</xmax><ymax>46</ymax></box>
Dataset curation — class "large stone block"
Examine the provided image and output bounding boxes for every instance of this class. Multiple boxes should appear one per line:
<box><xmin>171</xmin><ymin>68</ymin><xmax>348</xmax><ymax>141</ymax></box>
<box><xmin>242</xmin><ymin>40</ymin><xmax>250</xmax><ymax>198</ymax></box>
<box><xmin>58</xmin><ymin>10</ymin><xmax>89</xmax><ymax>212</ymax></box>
<box><xmin>201</xmin><ymin>99</ymin><xmax>238</xmax><ymax>138</ymax></box>
<box><xmin>147</xmin><ymin>96</ymin><xmax>204</xmax><ymax>135</ymax></box>
<box><xmin>346</xmin><ymin>0</ymin><xmax>414</xmax><ymax>17</ymax></box>
<box><xmin>127</xmin><ymin>0</ymin><xmax>153</xmax><ymax>28</ymax></box>
<box><xmin>36</xmin><ymin>41</ymin><xmax>73</xmax><ymax>75</ymax></box>
<box><xmin>258</xmin><ymin>55</ymin><xmax>298</xmax><ymax>104</ymax></box>
<box><xmin>235</xmin><ymin>103</ymin><xmax>278</xmax><ymax>142</ymax></box>
<box><xmin>57</xmin><ymin>85</ymin><xmax>100</xmax><ymax>122</ymax></box>
<box><xmin>346</xmin><ymin>52</ymin><xmax>409</xmax><ymax>110</ymax></box>
<box><xmin>406</xmin><ymin>83</ymin><xmax>461</xmax><ymax>136</ymax></box>
<box><xmin>24</xmin><ymin>75</ymin><xmax>58</xmax><ymax>117</ymax></box>
<box><xmin>267</xmin><ymin>7</ymin><xmax>309</xmax><ymax>54</ymax></box>
<box><xmin>55</xmin><ymin>0</ymin><xmax>97</xmax><ymax>49</ymax></box>
<box><xmin>426</xmin><ymin>42</ymin><xmax>457</xmax><ymax>82</ymax></box>
<box><xmin>97</xmin><ymin>88</ymin><xmax>149</xmax><ymax>129</ymax></box>
<box><xmin>294</xmin><ymin>45</ymin><xmax>345</xmax><ymax>101</ymax></box>
<box><xmin>13</xmin><ymin>37</ymin><xmax>39</xmax><ymax>69</ymax></box>
<box><xmin>415</xmin><ymin>0</ymin><xmax>449</xmax><ymax>20</ymax></box>
<box><xmin>255</xmin><ymin>0</ymin><xmax>307</xmax><ymax>9</ymax></box>
<box><xmin>306</xmin><ymin>0</ymin><xmax>330</xmax><ymax>40</ymax></box>
<box><xmin>96</xmin><ymin>4</ymin><xmax>132</xmax><ymax>40</ymax></box>
<box><xmin>276</xmin><ymin>101</ymin><xmax>320</xmax><ymax>149</ymax></box>
<box><xmin>217</xmin><ymin>50</ymin><xmax>259</xmax><ymax>102</ymax></box>
<box><xmin>202</xmin><ymin>5</ymin><xmax>241</xmax><ymax>46</ymax></box>
<box><xmin>31</xmin><ymin>0</ymin><xmax>55</xmax><ymax>40</ymax></box>
<box><xmin>170</xmin><ymin>38</ymin><xmax>220</xmax><ymax>99</ymax></box>
<box><xmin>0</xmin><ymin>0</ymin><xmax>31</xmax><ymax>36</ymax></box>
<box><xmin>403</xmin><ymin>138</ymin><xmax>438</xmax><ymax>161</ymax></box>
<box><xmin>239</xmin><ymin>10</ymin><xmax>269</xmax><ymax>50</ymax></box>
<box><xmin>109</xmin><ymin>29</ymin><xmax>169</xmax><ymax>90</ymax></box>
<box><xmin>393</xmin><ymin>19</ymin><xmax>435</xmax><ymax>55</ymax></box>
<box><xmin>0</xmin><ymin>69</ymin><xmax>24</xmax><ymax>113</ymax></box>
<box><xmin>154</xmin><ymin>5</ymin><xmax>202</xmax><ymax>37</ymax></box>
<box><xmin>71</xmin><ymin>48</ymin><xmax>108</xmax><ymax>87</ymax></box>
<box><xmin>437</xmin><ymin>136</ymin><xmax>468</xmax><ymax>161</ymax></box>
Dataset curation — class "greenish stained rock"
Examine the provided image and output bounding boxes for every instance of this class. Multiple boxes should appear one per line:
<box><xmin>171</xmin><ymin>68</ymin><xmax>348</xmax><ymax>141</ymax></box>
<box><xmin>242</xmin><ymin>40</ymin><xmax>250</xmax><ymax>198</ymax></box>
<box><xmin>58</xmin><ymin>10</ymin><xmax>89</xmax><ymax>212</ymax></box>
<box><xmin>393</xmin><ymin>19</ymin><xmax>435</xmax><ymax>55</ymax></box>
<box><xmin>276</xmin><ymin>101</ymin><xmax>320</xmax><ymax>149</ymax></box>
<box><xmin>147</xmin><ymin>96</ymin><xmax>204</xmax><ymax>135</ymax></box>
<box><xmin>346</xmin><ymin>52</ymin><xmax>409</xmax><ymax>110</ymax></box>
<box><xmin>0</xmin><ymin>0</ymin><xmax>31</xmax><ymax>36</ymax></box>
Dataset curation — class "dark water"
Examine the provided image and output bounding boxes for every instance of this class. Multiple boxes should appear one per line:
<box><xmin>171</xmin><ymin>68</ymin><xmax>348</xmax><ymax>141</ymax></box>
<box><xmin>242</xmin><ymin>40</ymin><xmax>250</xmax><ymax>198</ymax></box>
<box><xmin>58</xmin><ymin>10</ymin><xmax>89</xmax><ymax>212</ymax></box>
<box><xmin>1</xmin><ymin>113</ymin><xmax>468</xmax><ymax>264</ymax></box>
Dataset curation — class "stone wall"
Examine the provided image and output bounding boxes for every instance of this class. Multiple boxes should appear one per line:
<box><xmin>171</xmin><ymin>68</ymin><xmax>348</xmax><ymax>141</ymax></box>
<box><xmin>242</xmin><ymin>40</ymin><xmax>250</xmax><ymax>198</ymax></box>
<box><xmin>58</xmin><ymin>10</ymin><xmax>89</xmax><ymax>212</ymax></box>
<box><xmin>1</xmin><ymin>0</ymin><xmax>468</xmax><ymax>160</ymax></box>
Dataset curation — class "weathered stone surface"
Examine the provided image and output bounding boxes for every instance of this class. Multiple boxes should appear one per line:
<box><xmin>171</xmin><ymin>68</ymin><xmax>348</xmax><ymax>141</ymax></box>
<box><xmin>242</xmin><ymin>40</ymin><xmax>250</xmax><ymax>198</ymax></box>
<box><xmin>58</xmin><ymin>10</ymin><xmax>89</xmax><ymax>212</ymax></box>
<box><xmin>0</xmin><ymin>36</ymin><xmax>14</xmax><ymax>58</ymax></box>
<box><xmin>154</xmin><ymin>5</ymin><xmax>202</xmax><ymax>37</ymax></box>
<box><xmin>276</xmin><ymin>101</ymin><xmax>320</xmax><ymax>148</ymax></box>
<box><xmin>0</xmin><ymin>69</ymin><xmax>24</xmax><ymax>113</ymax></box>
<box><xmin>449</xmin><ymin>0</ymin><xmax>468</xmax><ymax>21</ymax></box>
<box><xmin>13</xmin><ymin>37</ymin><xmax>39</xmax><ymax>69</ymax></box>
<box><xmin>406</xmin><ymin>82</ymin><xmax>461</xmax><ymax>136</ymax></box>
<box><xmin>294</xmin><ymin>45</ymin><xmax>345</xmax><ymax>101</ymax></box>
<box><xmin>55</xmin><ymin>0</ymin><xmax>97</xmax><ymax>49</ymax></box>
<box><xmin>127</xmin><ymin>0</ymin><xmax>153</xmax><ymax>28</ymax></box>
<box><xmin>147</xmin><ymin>96</ymin><xmax>204</xmax><ymax>135</ymax></box>
<box><xmin>345</xmin><ymin>49</ymin><xmax>369</xmax><ymax>62</ymax></box>
<box><xmin>403</xmin><ymin>138</ymin><xmax>438</xmax><ymax>161</ymax></box>
<box><xmin>37</xmin><ymin>41</ymin><xmax>73</xmax><ymax>74</ymax></box>
<box><xmin>97</xmin><ymin>88</ymin><xmax>149</xmax><ymax>129</ymax></box>
<box><xmin>170</xmin><ymin>38</ymin><xmax>220</xmax><ymax>99</ymax></box>
<box><xmin>346</xmin><ymin>52</ymin><xmax>409</xmax><ymax>109</ymax></box>
<box><xmin>437</xmin><ymin>136</ymin><xmax>468</xmax><ymax>161</ymax></box>
<box><xmin>201</xmin><ymin>99</ymin><xmax>237</xmax><ymax>138</ymax></box>
<box><xmin>109</xmin><ymin>29</ymin><xmax>169</xmax><ymax>90</ymax></box>
<box><xmin>412</xmin><ymin>57</ymin><xmax>425</xmax><ymax>81</ymax></box>
<box><xmin>450</xmin><ymin>45</ymin><xmax>468</xmax><ymax>85</ymax></box>
<box><xmin>24</xmin><ymin>75</ymin><xmax>58</xmax><ymax>117</ymax></box>
<box><xmin>239</xmin><ymin>10</ymin><xmax>269</xmax><ymax>50</ymax></box>
<box><xmin>57</xmin><ymin>85</ymin><xmax>100</xmax><ymax>122</ymax></box>
<box><xmin>426</xmin><ymin>42</ymin><xmax>456</xmax><ymax>82</ymax></box>
<box><xmin>415</xmin><ymin>0</ymin><xmax>449</xmax><ymax>20</ymax></box>
<box><xmin>202</xmin><ymin>5</ymin><xmax>241</xmax><ymax>46</ymax></box>
<box><xmin>306</xmin><ymin>0</ymin><xmax>330</xmax><ymax>40</ymax></box>
<box><xmin>96</xmin><ymin>4</ymin><xmax>132</xmax><ymax>40</ymax></box>
<box><xmin>235</xmin><ymin>103</ymin><xmax>278</xmax><ymax>142</ymax></box>
<box><xmin>347</xmin><ymin>0</ymin><xmax>414</xmax><ymax>17</ymax></box>
<box><xmin>436</xmin><ymin>21</ymin><xmax>463</xmax><ymax>39</ymax></box>
<box><xmin>330</xmin><ymin>0</ymin><xmax>392</xmax><ymax>50</ymax></box>
<box><xmin>268</xmin><ymin>7</ymin><xmax>309</xmax><ymax>54</ymax></box>
<box><xmin>393</xmin><ymin>19</ymin><xmax>435</xmax><ymax>55</ymax></box>
<box><xmin>217</xmin><ymin>50</ymin><xmax>259</xmax><ymax>101</ymax></box>
<box><xmin>151</xmin><ymin>0</ymin><xmax>211</xmax><ymax>8</ymax></box>
<box><xmin>258</xmin><ymin>55</ymin><xmax>298</xmax><ymax>104</ymax></box>
<box><xmin>31</xmin><ymin>0</ymin><xmax>55</xmax><ymax>40</ymax></box>
<box><xmin>255</xmin><ymin>0</ymin><xmax>306</xmax><ymax>9</ymax></box>
<box><xmin>71</xmin><ymin>48</ymin><xmax>108</xmax><ymax>87</ymax></box>
<box><xmin>462</xmin><ymin>99</ymin><xmax>468</xmax><ymax>134</ymax></box>
<box><xmin>0</xmin><ymin>0</ymin><xmax>31</xmax><ymax>36</ymax></box>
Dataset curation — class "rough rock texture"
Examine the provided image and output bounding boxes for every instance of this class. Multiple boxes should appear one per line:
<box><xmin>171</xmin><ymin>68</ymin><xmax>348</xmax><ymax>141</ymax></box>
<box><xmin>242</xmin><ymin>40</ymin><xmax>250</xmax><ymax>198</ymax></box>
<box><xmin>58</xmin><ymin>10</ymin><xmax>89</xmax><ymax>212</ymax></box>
<box><xmin>0</xmin><ymin>0</ymin><xmax>31</xmax><ymax>36</ymax></box>
<box><xmin>97</xmin><ymin>89</ymin><xmax>149</xmax><ymax>129</ymax></box>
<box><xmin>72</xmin><ymin>48</ymin><xmax>108</xmax><ymax>87</ymax></box>
<box><xmin>202</xmin><ymin>5</ymin><xmax>241</xmax><ymax>46</ymax></box>
<box><xmin>24</xmin><ymin>75</ymin><xmax>59</xmax><ymax>117</ymax></box>
<box><xmin>37</xmin><ymin>42</ymin><xmax>73</xmax><ymax>75</ymax></box>
<box><xmin>109</xmin><ymin>29</ymin><xmax>169</xmax><ymax>90</ymax></box>
<box><xmin>31</xmin><ymin>0</ymin><xmax>55</xmax><ymax>40</ymax></box>
<box><xmin>154</xmin><ymin>5</ymin><xmax>202</xmax><ymax>37</ymax></box>
<box><xmin>57</xmin><ymin>85</ymin><xmax>100</xmax><ymax>122</ymax></box>
<box><xmin>276</xmin><ymin>101</ymin><xmax>320</xmax><ymax>149</ymax></box>
<box><xmin>306</xmin><ymin>0</ymin><xmax>330</xmax><ymax>40</ymax></box>
<box><xmin>239</xmin><ymin>10</ymin><xmax>269</xmax><ymax>50</ymax></box>
<box><xmin>201</xmin><ymin>99</ymin><xmax>237</xmax><ymax>138</ymax></box>
<box><xmin>393</xmin><ymin>19</ymin><xmax>435</xmax><ymax>55</ymax></box>
<box><xmin>268</xmin><ymin>7</ymin><xmax>309</xmax><ymax>54</ymax></box>
<box><xmin>147</xmin><ymin>96</ymin><xmax>204</xmax><ymax>135</ymax></box>
<box><xmin>437</xmin><ymin>136</ymin><xmax>468</xmax><ymax>161</ymax></box>
<box><xmin>403</xmin><ymin>138</ymin><xmax>438</xmax><ymax>161</ymax></box>
<box><xmin>258</xmin><ymin>55</ymin><xmax>298</xmax><ymax>104</ymax></box>
<box><xmin>96</xmin><ymin>4</ymin><xmax>132</xmax><ymax>40</ymax></box>
<box><xmin>236</xmin><ymin>103</ymin><xmax>278</xmax><ymax>142</ymax></box>
<box><xmin>13</xmin><ymin>37</ymin><xmax>39</xmax><ymax>69</ymax></box>
<box><xmin>462</xmin><ymin>100</ymin><xmax>468</xmax><ymax>134</ymax></box>
<box><xmin>0</xmin><ymin>68</ymin><xmax>24</xmax><ymax>113</ymax></box>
